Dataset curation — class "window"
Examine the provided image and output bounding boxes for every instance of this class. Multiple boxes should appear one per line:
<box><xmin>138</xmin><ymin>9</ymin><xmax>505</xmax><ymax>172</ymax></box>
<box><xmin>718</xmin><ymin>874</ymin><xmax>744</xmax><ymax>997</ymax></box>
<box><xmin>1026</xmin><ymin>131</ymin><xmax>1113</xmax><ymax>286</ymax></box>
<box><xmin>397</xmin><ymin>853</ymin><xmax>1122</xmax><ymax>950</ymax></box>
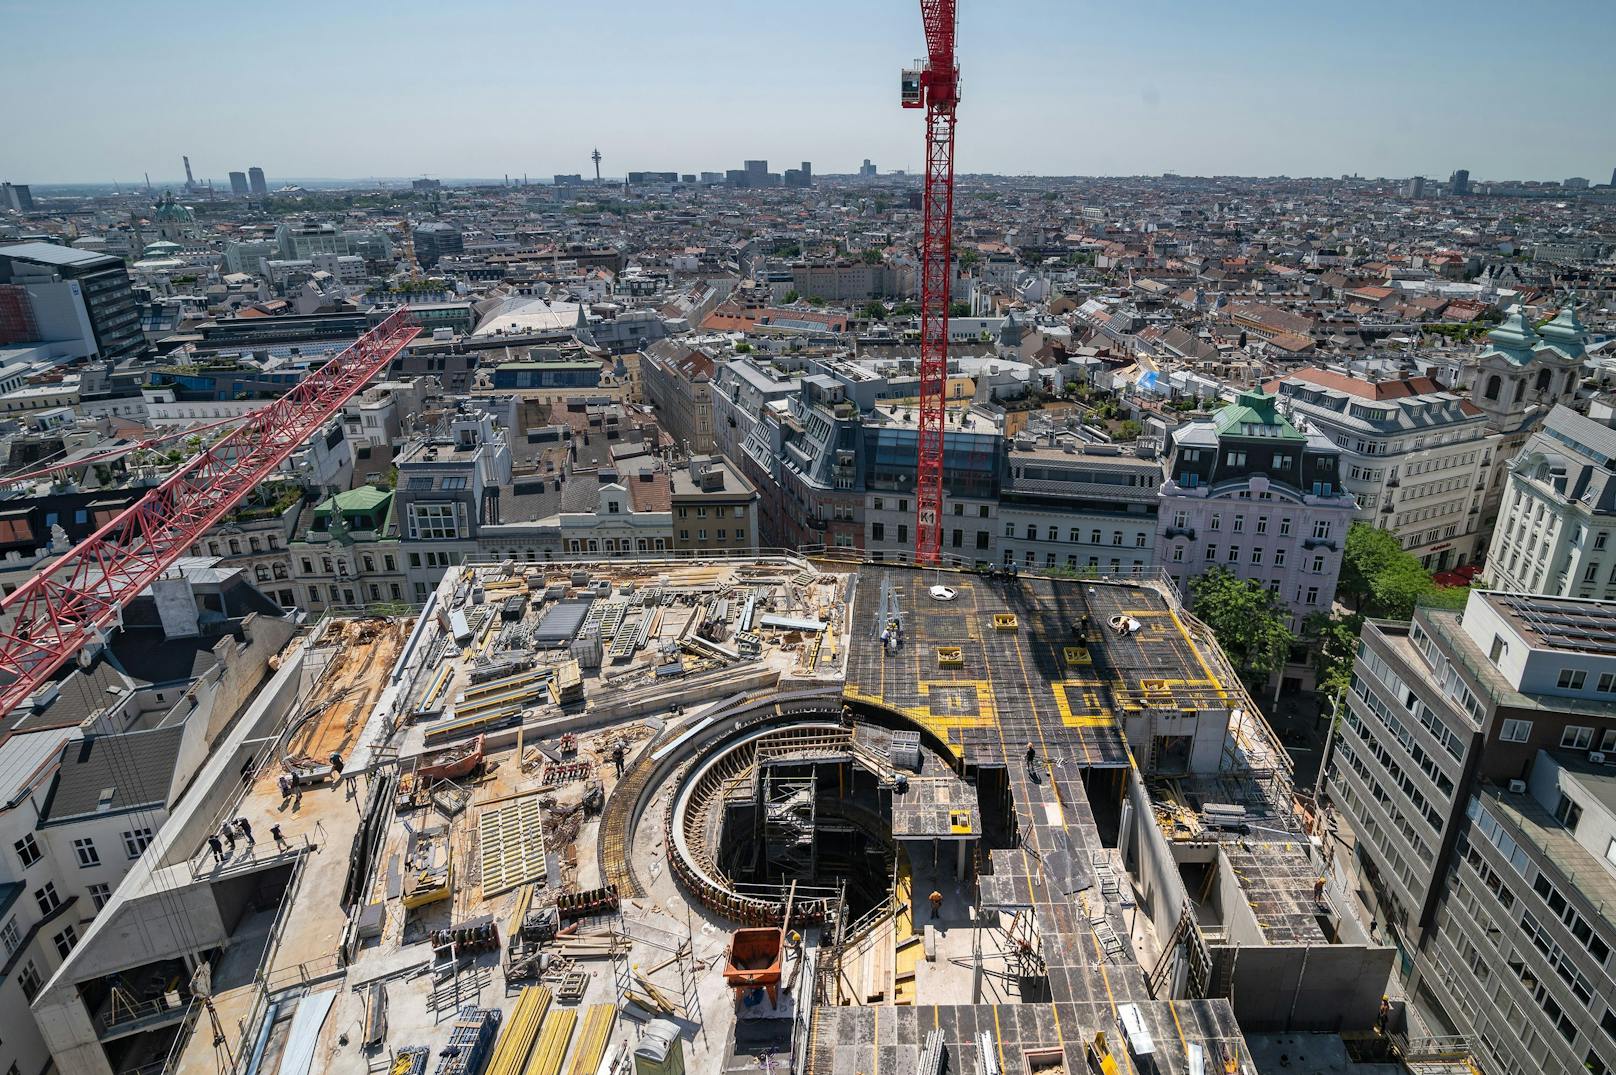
<box><xmin>72</xmin><ymin>838</ymin><xmax>99</xmax><ymax>868</ymax></box>
<box><xmin>17</xmin><ymin>962</ymin><xmax>41</xmax><ymax>1003</ymax></box>
<box><xmin>1556</xmin><ymin>794</ymin><xmax>1584</xmax><ymax>833</ymax></box>
<box><xmin>410</xmin><ymin>503</ymin><xmax>459</xmax><ymax>540</ymax></box>
<box><xmin>0</xmin><ymin>918</ymin><xmax>19</xmax><ymax>955</ymax></box>
<box><xmin>35</xmin><ymin>882</ymin><xmax>59</xmax><ymax>916</ymax></box>
<box><xmin>1209</xmin><ymin>513</ymin><xmax>1221</xmax><ymax>531</ymax></box>
<box><xmin>1311</xmin><ymin>555</ymin><xmax>1325</xmax><ymax>573</ymax></box>
<box><xmin>440</xmin><ymin>476</ymin><xmax>468</xmax><ymax>491</ymax></box>
<box><xmin>1273</xmin><ymin>548</ymin><xmax>1286</xmax><ymax>567</ymax></box>
<box><xmin>14</xmin><ymin>834</ymin><xmax>39</xmax><ymax>869</ymax></box>
<box><xmin>1256</xmin><ymin>516</ymin><xmax>1268</xmax><ymax>535</ymax></box>
<box><xmin>1232</xmin><ymin>516</ymin><xmax>1245</xmax><ymax>533</ymax></box>
<box><xmin>1251</xmin><ymin>547</ymin><xmax>1263</xmax><ymax>564</ymax></box>
<box><xmin>1112</xmin><ymin>531</ymin><xmax>1123</xmax><ymax>546</ymax></box>
<box><xmin>1563</xmin><ymin>726</ymin><xmax>1594</xmax><ymax>750</ymax></box>
<box><xmin>1599</xmin><ymin>673</ymin><xmax>1616</xmax><ymax>694</ymax></box>
<box><xmin>1312</xmin><ymin>520</ymin><xmax>1331</xmax><ymax>540</ymax></box>
<box><xmin>53</xmin><ymin>924</ymin><xmax>76</xmax><ymax>959</ymax></box>
<box><xmin>1090</xmin><ymin>529</ymin><xmax>1101</xmax><ymax>544</ymax></box>
<box><xmin>1305</xmin><ymin>586</ymin><xmax>1319</xmax><ymax>605</ymax></box>
<box><xmin>88</xmin><ymin>883</ymin><xmax>111</xmax><ymax>911</ymax></box>
<box><xmin>1227</xmin><ymin>546</ymin><xmax>1239</xmax><ymax>563</ymax></box>
<box><xmin>1205</xmin><ymin>544</ymin><xmax>1217</xmax><ymax>561</ymax></box>
<box><xmin>1279</xmin><ymin>517</ymin><xmax>1292</xmax><ymax>537</ymax></box>
<box><xmin>1558</xmin><ymin>669</ymin><xmax>1588</xmax><ymax>691</ymax></box>
<box><xmin>1172</xmin><ymin>546</ymin><xmax>1184</xmax><ymax>563</ymax></box>
<box><xmin>123</xmin><ymin>828</ymin><xmax>153</xmax><ymax>859</ymax></box>
<box><xmin>1172</xmin><ymin>511</ymin><xmax>1188</xmax><ymax>530</ymax></box>
<box><xmin>1500</xmin><ymin>719</ymin><xmax>1533</xmax><ymax>743</ymax></box>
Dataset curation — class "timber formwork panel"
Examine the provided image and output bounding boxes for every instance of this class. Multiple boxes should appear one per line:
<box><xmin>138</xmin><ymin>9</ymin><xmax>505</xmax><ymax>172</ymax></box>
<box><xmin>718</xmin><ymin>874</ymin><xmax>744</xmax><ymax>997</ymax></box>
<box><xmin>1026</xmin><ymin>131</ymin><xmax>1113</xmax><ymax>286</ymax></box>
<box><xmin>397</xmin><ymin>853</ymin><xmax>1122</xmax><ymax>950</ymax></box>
<box><xmin>479</xmin><ymin>797</ymin><xmax>548</xmax><ymax>897</ymax></box>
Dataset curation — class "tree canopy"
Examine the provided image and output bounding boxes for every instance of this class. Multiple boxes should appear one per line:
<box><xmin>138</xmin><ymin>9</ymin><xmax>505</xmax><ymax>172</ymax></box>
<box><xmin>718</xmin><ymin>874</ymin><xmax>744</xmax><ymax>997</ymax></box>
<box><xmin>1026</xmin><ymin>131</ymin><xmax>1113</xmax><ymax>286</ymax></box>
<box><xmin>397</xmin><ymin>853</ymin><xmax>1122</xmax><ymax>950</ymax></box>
<box><xmin>1339</xmin><ymin>521</ymin><xmax>1469</xmax><ymax>620</ymax></box>
<box><xmin>1304</xmin><ymin>610</ymin><xmax>1361</xmax><ymax>707</ymax></box>
<box><xmin>1189</xmin><ymin>567</ymin><xmax>1295</xmax><ymax>690</ymax></box>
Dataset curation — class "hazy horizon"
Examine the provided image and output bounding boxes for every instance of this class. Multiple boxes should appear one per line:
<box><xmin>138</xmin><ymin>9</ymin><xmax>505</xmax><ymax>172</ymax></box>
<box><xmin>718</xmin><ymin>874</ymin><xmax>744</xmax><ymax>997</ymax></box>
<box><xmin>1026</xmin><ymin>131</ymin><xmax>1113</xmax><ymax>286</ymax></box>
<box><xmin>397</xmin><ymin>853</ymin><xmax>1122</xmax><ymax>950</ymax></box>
<box><xmin>8</xmin><ymin>0</ymin><xmax>1615</xmax><ymax>185</ymax></box>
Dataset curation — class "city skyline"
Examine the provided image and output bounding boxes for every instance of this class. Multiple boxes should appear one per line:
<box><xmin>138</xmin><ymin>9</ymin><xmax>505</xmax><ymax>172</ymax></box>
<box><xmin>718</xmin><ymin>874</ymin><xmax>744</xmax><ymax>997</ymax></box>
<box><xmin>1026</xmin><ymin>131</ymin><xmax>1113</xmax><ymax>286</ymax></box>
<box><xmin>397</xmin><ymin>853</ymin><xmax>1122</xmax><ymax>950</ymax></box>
<box><xmin>8</xmin><ymin>0</ymin><xmax>1615</xmax><ymax>184</ymax></box>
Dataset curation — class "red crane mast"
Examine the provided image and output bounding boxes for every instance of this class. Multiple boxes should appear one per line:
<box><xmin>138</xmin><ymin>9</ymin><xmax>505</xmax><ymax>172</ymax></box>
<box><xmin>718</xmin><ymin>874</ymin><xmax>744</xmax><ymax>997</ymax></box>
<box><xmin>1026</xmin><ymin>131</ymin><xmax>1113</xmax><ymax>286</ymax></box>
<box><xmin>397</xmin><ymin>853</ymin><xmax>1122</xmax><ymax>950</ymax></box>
<box><xmin>902</xmin><ymin>0</ymin><xmax>958</xmax><ymax>564</ymax></box>
<box><xmin>0</xmin><ymin>308</ymin><xmax>420</xmax><ymax>722</ymax></box>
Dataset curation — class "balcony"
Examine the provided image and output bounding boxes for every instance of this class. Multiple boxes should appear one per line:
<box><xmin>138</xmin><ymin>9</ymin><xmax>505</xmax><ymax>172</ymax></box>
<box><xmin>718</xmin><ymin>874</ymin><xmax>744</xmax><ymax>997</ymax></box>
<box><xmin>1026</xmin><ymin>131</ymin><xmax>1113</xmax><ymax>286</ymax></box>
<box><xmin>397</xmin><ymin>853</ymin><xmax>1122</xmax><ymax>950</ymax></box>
<box><xmin>1164</xmin><ymin>526</ymin><xmax>1196</xmax><ymax>541</ymax></box>
<box><xmin>1302</xmin><ymin>537</ymin><xmax>1339</xmax><ymax>552</ymax></box>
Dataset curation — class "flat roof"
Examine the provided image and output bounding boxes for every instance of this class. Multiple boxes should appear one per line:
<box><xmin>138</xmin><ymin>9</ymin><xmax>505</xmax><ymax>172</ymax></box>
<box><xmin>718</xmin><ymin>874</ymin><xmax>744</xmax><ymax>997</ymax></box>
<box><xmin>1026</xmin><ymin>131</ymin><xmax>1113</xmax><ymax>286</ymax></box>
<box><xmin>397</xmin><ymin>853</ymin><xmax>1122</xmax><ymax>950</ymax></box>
<box><xmin>0</xmin><ymin>241</ymin><xmax>116</xmax><ymax>268</ymax></box>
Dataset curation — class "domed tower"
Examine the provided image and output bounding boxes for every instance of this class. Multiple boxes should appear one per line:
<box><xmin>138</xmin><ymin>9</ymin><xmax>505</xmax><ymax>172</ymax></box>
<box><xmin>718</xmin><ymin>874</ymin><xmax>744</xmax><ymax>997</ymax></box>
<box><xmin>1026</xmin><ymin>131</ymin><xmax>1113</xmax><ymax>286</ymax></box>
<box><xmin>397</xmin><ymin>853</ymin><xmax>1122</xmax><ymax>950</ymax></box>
<box><xmin>152</xmin><ymin>191</ymin><xmax>196</xmax><ymax>242</ymax></box>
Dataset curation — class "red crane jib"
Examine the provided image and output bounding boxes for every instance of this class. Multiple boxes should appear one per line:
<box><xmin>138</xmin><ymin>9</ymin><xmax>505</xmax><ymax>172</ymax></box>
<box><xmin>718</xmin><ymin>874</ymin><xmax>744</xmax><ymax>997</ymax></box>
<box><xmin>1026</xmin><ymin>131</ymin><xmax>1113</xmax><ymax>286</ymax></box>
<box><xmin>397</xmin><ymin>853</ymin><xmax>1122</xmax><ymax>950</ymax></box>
<box><xmin>912</xmin><ymin>0</ymin><xmax>957</xmax><ymax>565</ymax></box>
<box><xmin>0</xmin><ymin>307</ymin><xmax>420</xmax><ymax>722</ymax></box>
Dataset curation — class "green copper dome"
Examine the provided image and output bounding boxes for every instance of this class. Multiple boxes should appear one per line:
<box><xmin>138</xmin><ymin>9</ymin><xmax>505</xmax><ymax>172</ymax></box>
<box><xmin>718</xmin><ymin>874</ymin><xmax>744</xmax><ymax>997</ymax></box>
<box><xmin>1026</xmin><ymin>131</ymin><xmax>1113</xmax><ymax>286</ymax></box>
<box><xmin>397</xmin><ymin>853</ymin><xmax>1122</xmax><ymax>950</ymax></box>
<box><xmin>1483</xmin><ymin>304</ymin><xmax>1541</xmax><ymax>365</ymax></box>
<box><xmin>1539</xmin><ymin>296</ymin><xmax>1588</xmax><ymax>358</ymax></box>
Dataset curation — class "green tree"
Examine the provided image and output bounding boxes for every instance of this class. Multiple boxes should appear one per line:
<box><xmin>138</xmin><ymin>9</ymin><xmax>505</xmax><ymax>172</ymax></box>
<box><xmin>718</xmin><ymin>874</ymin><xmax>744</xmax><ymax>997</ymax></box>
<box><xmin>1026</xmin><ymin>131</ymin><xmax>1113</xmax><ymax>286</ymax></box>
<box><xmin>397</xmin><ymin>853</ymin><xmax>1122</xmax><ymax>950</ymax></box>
<box><xmin>861</xmin><ymin>301</ymin><xmax>888</xmax><ymax>320</ymax></box>
<box><xmin>861</xmin><ymin>248</ymin><xmax>884</xmax><ymax>265</ymax></box>
<box><xmin>956</xmin><ymin>247</ymin><xmax>981</xmax><ymax>269</ymax></box>
<box><xmin>892</xmin><ymin>301</ymin><xmax>919</xmax><ymax>317</ymax></box>
<box><xmin>782</xmin><ymin>289</ymin><xmax>800</xmax><ymax>304</ymax></box>
<box><xmin>1339</xmin><ymin>522</ymin><xmax>1405</xmax><ymax>612</ymax></box>
<box><xmin>1115</xmin><ymin>419</ymin><xmax>1143</xmax><ymax>442</ymax></box>
<box><xmin>734</xmin><ymin>342</ymin><xmax>752</xmax><ymax>354</ymax></box>
<box><xmin>1304</xmin><ymin>611</ymin><xmax>1361</xmax><ymax>707</ymax></box>
<box><xmin>1189</xmin><ymin>567</ymin><xmax>1296</xmax><ymax>691</ymax></box>
<box><xmin>949</xmin><ymin>300</ymin><xmax>971</xmax><ymax>317</ymax></box>
<box><xmin>807</xmin><ymin>295</ymin><xmax>827</xmax><ymax>307</ymax></box>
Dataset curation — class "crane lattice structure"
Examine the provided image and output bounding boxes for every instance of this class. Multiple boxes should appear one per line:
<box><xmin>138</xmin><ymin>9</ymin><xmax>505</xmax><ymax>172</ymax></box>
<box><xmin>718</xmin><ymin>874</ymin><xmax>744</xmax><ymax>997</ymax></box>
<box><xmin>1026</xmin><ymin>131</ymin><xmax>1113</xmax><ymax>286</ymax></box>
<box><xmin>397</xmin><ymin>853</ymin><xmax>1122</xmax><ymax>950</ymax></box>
<box><xmin>0</xmin><ymin>308</ymin><xmax>420</xmax><ymax>721</ymax></box>
<box><xmin>901</xmin><ymin>0</ymin><xmax>959</xmax><ymax>564</ymax></box>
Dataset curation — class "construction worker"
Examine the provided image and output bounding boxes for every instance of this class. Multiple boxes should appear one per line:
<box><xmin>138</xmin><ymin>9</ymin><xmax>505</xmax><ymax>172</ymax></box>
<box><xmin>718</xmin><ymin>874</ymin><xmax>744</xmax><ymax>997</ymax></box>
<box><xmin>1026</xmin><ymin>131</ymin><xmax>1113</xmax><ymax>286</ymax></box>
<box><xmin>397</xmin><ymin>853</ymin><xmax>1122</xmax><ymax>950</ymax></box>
<box><xmin>1025</xmin><ymin>742</ymin><xmax>1037</xmax><ymax>768</ymax></box>
<box><xmin>929</xmin><ymin>889</ymin><xmax>943</xmax><ymax>919</ymax></box>
<box><xmin>270</xmin><ymin>824</ymin><xmax>288</xmax><ymax>852</ymax></box>
<box><xmin>206</xmin><ymin>834</ymin><xmax>224</xmax><ymax>864</ymax></box>
<box><xmin>1313</xmin><ymin>876</ymin><xmax>1326</xmax><ymax>904</ymax></box>
<box><xmin>329</xmin><ymin>751</ymin><xmax>345</xmax><ymax>778</ymax></box>
<box><xmin>611</xmin><ymin>741</ymin><xmax>626</xmax><ymax>776</ymax></box>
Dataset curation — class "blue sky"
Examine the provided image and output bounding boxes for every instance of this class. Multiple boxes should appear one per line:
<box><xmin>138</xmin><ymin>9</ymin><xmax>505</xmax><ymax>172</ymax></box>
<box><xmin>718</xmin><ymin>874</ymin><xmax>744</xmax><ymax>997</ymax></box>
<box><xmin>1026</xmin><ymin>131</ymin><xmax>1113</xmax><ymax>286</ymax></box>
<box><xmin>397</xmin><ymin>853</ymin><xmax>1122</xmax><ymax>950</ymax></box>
<box><xmin>7</xmin><ymin>0</ymin><xmax>1614</xmax><ymax>183</ymax></box>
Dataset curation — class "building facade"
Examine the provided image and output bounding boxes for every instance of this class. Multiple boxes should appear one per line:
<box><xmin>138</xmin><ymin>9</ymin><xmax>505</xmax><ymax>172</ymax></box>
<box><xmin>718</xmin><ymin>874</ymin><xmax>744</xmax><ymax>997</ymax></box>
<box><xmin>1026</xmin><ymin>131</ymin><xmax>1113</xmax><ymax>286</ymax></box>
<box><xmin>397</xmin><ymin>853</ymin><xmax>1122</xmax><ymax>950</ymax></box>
<box><xmin>1271</xmin><ymin>367</ymin><xmax>1495</xmax><ymax>570</ymax></box>
<box><xmin>0</xmin><ymin>243</ymin><xmax>145</xmax><ymax>361</ymax></box>
<box><xmin>1328</xmin><ymin>591</ymin><xmax>1616</xmax><ymax>1075</ymax></box>
<box><xmin>1158</xmin><ymin>390</ymin><xmax>1355</xmax><ymax>624</ymax></box>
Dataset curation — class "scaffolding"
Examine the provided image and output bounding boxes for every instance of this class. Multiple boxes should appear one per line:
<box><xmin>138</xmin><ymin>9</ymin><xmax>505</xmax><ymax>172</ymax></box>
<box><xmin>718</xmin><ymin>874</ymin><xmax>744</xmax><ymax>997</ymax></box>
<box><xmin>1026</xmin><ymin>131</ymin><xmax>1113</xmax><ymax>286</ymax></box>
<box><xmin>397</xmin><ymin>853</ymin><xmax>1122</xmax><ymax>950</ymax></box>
<box><xmin>608</xmin><ymin>913</ymin><xmax>701</xmax><ymax>1044</ymax></box>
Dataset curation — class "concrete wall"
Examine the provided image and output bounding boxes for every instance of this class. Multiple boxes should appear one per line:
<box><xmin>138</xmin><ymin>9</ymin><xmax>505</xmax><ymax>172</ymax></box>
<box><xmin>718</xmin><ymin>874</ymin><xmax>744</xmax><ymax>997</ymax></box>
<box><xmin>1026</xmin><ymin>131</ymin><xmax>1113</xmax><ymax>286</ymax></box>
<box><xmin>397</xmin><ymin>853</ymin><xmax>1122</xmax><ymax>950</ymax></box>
<box><xmin>1213</xmin><ymin>847</ymin><xmax>1267</xmax><ymax>948</ymax></box>
<box><xmin>1122</xmin><ymin>775</ymin><xmax>1192</xmax><ymax>947</ymax></box>
<box><xmin>1216</xmin><ymin>943</ymin><xmax>1396</xmax><ymax>1032</ymax></box>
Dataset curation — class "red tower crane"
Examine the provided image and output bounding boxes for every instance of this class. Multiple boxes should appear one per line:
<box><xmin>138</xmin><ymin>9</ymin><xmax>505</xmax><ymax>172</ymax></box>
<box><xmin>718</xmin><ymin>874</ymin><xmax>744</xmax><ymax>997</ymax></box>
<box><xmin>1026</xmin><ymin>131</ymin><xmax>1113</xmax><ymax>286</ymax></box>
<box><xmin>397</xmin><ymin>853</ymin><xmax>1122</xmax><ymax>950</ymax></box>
<box><xmin>901</xmin><ymin>0</ymin><xmax>958</xmax><ymax>564</ymax></box>
<box><xmin>0</xmin><ymin>308</ymin><xmax>420</xmax><ymax>722</ymax></box>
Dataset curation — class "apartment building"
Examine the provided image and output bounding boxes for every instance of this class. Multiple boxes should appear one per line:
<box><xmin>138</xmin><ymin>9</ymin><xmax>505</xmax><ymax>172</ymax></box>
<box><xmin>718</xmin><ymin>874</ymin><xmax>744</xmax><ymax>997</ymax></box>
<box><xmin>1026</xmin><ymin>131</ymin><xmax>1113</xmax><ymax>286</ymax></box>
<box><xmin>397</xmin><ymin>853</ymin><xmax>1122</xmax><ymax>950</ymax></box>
<box><xmin>1270</xmin><ymin>367</ymin><xmax>1495</xmax><ymax>570</ymax></box>
<box><xmin>392</xmin><ymin>409</ymin><xmax>512</xmax><ymax>600</ymax></box>
<box><xmin>0</xmin><ymin>243</ymin><xmax>145</xmax><ymax>361</ymax></box>
<box><xmin>708</xmin><ymin>356</ymin><xmax>800</xmax><ymax>466</ymax></box>
<box><xmin>1158</xmin><ymin>390</ymin><xmax>1355</xmax><ymax>624</ymax></box>
<box><xmin>997</xmin><ymin>440</ymin><xmax>1161</xmax><ymax>574</ymax></box>
<box><xmin>1327</xmin><ymin>591</ymin><xmax>1616</xmax><ymax>1075</ymax></box>
<box><xmin>639</xmin><ymin>340</ymin><xmax>715</xmax><ymax>455</ymax></box>
<box><xmin>671</xmin><ymin>456</ymin><xmax>758</xmax><ymax>555</ymax></box>
<box><xmin>1487</xmin><ymin>405</ymin><xmax>1616</xmax><ymax>599</ymax></box>
<box><xmin>288</xmin><ymin>485</ymin><xmax>408</xmax><ymax>611</ymax></box>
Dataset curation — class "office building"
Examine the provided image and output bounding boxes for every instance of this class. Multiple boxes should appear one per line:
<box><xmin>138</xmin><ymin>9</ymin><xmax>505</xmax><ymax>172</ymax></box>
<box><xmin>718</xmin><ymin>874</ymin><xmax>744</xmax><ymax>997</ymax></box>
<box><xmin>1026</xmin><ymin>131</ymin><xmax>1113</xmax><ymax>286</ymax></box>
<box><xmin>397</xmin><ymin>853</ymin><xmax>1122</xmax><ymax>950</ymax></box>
<box><xmin>552</xmin><ymin>174</ymin><xmax>583</xmax><ymax>186</ymax></box>
<box><xmin>997</xmin><ymin>441</ymin><xmax>1161</xmax><ymax>574</ymax></box>
<box><xmin>410</xmin><ymin>222</ymin><xmax>462</xmax><ymax>268</ymax></box>
<box><xmin>1327</xmin><ymin>589</ymin><xmax>1616</xmax><ymax>1075</ymax></box>
<box><xmin>1565</xmin><ymin>177</ymin><xmax>1591</xmax><ymax>190</ymax></box>
<box><xmin>1402</xmin><ymin>176</ymin><xmax>1426</xmax><ymax>199</ymax></box>
<box><xmin>0</xmin><ymin>243</ymin><xmax>145</xmax><ymax>360</ymax></box>
<box><xmin>784</xmin><ymin>161</ymin><xmax>813</xmax><ymax>188</ymax></box>
<box><xmin>744</xmin><ymin>159</ymin><xmax>767</xmax><ymax>185</ymax></box>
<box><xmin>2</xmin><ymin>183</ymin><xmax>34</xmax><ymax>211</ymax></box>
<box><xmin>1270</xmin><ymin>367</ymin><xmax>1496</xmax><ymax>570</ymax></box>
<box><xmin>1158</xmin><ymin>389</ymin><xmax>1354</xmax><ymax>624</ymax></box>
<box><xmin>228</xmin><ymin>171</ymin><xmax>249</xmax><ymax>196</ymax></box>
<box><xmin>859</xmin><ymin>159</ymin><xmax>878</xmax><ymax>177</ymax></box>
<box><xmin>1449</xmin><ymin>169</ymin><xmax>1470</xmax><ymax>195</ymax></box>
<box><xmin>247</xmin><ymin>166</ymin><xmax>267</xmax><ymax>196</ymax></box>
